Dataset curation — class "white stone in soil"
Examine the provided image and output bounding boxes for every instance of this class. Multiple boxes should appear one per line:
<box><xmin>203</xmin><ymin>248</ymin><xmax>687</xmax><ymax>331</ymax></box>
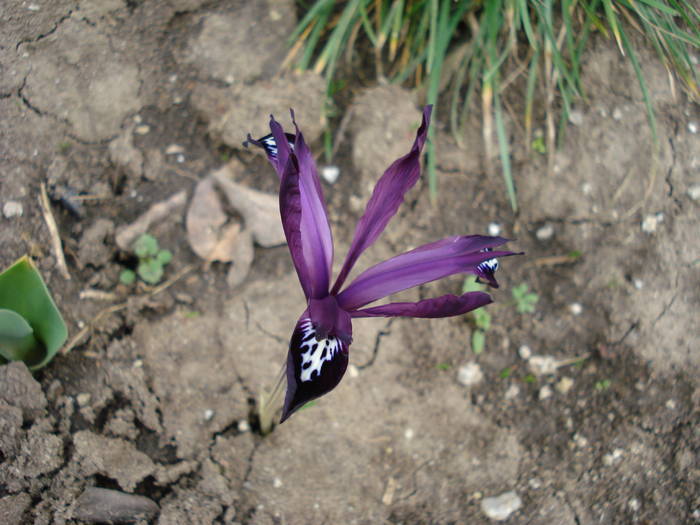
<box><xmin>481</xmin><ymin>491</ymin><xmax>522</xmax><ymax>521</ymax></box>
<box><xmin>504</xmin><ymin>384</ymin><xmax>520</xmax><ymax>400</ymax></box>
<box><xmin>535</xmin><ymin>223</ymin><xmax>554</xmax><ymax>240</ymax></box>
<box><xmin>518</xmin><ymin>345</ymin><xmax>532</xmax><ymax>360</ymax></box>
<box><xmin>612</xmin><ymin>107</ymin><xmax>623</xmax><ymax>121</ymax></box>
<box><xmin>488</xmin><ymin>222</ymin><xmax>501</xmax><ymax>236</ymax></box>
<box><xmin>457</xmin><ymin>362</ymin><xmax>483</xmax><ymax>387</ymax></box>
<box><xmin>556</xmin><ymin>376</ymin><xmax>574</xmax><ymax>394</ymax></box>
<box><xmin>237</xmin><ymin>419</ymin><xmax>250</xmax><ymax>433</ymax></box>
<box><xmin>321</xmin><ymin>165</ymin><xmax>340</xmax><ymax>184</ymax></box>
<box><xmin>568</xmin><ymin>110</ymin><xmax>584</xmax><ymax>126</ymax></box>
<box><xmin>689</xmin><ymin>121</ymin><xmax>698</xmax><ymax>134</ymax></box>
<box><xmin>528</xmin><ymin>355</ymin><xmax>558</xmax><ymax>375</ymax></box>
<box><xmin>641</xmin><ymin>214</ymin><xmax>658</xmax><ymax>233</ymax></box>
<box><xmin>628</xmin><ymin>498</ymin><xmax>641</xmax><ymax>511</ymax></box>
<box><xmin>203</xmin><ymin>409</ymin><xmax>214</xmax><ymax>421</ymax></box>
<box><xmin>539</xmin><ymin>385</ymin><xmax>553</xmax><ymax>400</ymax></box>
<box><xmin>568</xmin><ymin>302</ymin><xmax>583</xmax><ymax>316</ymax></box>
<box><xmin>687</xmin><ymin>184</ymin><xmax>700</xmax><ymax>201</ymax></box>
<box><xmin>3</xmin><ymin>201</ymin><xmax>23</xmax><ymax>218</ymax></box>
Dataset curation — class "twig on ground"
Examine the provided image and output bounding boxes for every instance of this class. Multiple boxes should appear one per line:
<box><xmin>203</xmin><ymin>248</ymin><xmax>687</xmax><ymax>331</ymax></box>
<box><xmin>39</xmin><ymin>182</ymin><xmax>71</xmax><ymax>280</ymax></box>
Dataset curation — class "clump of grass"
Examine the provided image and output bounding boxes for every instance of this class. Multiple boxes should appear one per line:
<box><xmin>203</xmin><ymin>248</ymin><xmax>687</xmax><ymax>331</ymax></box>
<box><xmin>287</xmin><ymin>0</ymin><xmax>700</xmax><ymax>210</ymax></box>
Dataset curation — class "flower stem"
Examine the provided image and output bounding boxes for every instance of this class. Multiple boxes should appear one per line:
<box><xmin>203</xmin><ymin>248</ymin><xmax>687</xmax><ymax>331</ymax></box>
<box><xmin>258</xmin><ymin>363</ymin><xmax>286</xmax><ymax>435</ymax></box>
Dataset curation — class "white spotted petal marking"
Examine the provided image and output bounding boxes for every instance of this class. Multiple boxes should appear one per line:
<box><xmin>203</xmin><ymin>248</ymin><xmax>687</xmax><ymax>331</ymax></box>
<box><xmin>298</xmin><ymin>319</ymin><xmax>342</xmax><ymax>382</ymax></box>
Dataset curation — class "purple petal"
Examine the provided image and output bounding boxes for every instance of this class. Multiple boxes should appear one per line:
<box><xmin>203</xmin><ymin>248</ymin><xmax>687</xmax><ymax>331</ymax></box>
<box><xmin>352</xmin><ymin>292</ymin><xmax>493</xmax><ymax>318</ymax></box>
<box><xmin>279</xmin><ymin>155</ymin><xmax>312</xmax><ymax>299</ymax></box>
<box><xmin>337</xmin><ymin>235</ymin><xmax>518</xmax><ymax>310</ymax></box>
<box><xmin>281</xmin><ymin>313</ymin><xmax>351</xmax><ymax>423</ymax></box>
<box><xmin>243</xmin><ymin>131</ymin><xmax>296</xmax><ymax>172</ymax></box>
<box><xmin>331</xmin><ymin>106</ymin><xmax>432</xmax><ymax>294</ymax></box>
<box><xmin>292</xmin><ymin>115</ymin><xmax>334</xmax><ymax>298</ymax></box>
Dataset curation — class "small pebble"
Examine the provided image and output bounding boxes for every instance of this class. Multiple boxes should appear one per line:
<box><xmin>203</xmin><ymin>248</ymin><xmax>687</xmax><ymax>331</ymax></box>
<box><xmin>273</xmin><ymin>477</ymin><xmax>282</xmax><ymax>488</ymax></box>
<box><xmin>481</xmin><ymin>491</ymin><xmax>522</xmax><ymax>521</ymax></box>
<box><xmin>568</xmin><ymin>110</ymin><xmax>584</xmax><ymax>126</ymax></box>
<box><xmin>535</xmin><ymin>223</ymin><xmax>554</xmax><ymax>241</ymax></box>
<box><xmin>404</xmin><ymin>428</ymin><xmax>414</xmax><ymax>440</ymax></box>
<box><xmin>321</xmin><ymin>165</ymin><xmax>340</xmax><ymax>184</ymax></box>
<box><xmin>347</xmin><ymin>364</ymin><xmax>359</xmax><ymax>378</ymax></box>
<box><xmin>176</xmin><ymin>154</ymin><xmax>185</xmax><ymax>163</ymax></box>
<box><xmin>573</xmin><ymin>433</ymin><xmax>588</xmax><ymax>448</ymax></box>
<box><xmin>602</xmin><ymin>448</ymin><xmax>624</xmax><ymax>466</ymax></box>
<box><xmin>457</xmin><ymin>362</ymin><xmax>484</xmax><ymax>387</ymax></box>
<box><xmin>518</xmin><ymin>345</ymin><xmax>532</xmax><ymax>360</ymax></box>
<box><xmin>134</xmin><ymin>125</ymin><xmax>150</xmax><ymax>135</ymax></box>
<box><xmin>687</xmin><ymin>184</ymin><xmax>700</xmax><ymax>201</ymax></box>
<box><xmin>529</xmin><ymin>355</ymin><xmax>558</xmax><ymax>375</ymax></box>
<box><xmin>641</xmin><ymin>214</ymin><xmax>658</xmax><ymax>233</ymax></box>
<box><xmin>556</xmin><ymin>376</ymin><xmax>574</xmax><ymax>395</ymax></box>
<box><xmin>133</xmin><ymin>359</ymin><xmax>143</xmax><ymax>368</ymax></box>
<box><xmin>528</xmin><ymin>478</ymin><xmax>542</xmax><ymax>489</ymax></box>
<box><xmin>28</xmin><ymin>4</ymin><xmax>40</xmax><ymax>11</ymax></box>
<box><xmin>488</xmin><ymin>222</ymin><xmax>501</xmax><ymax>236</ymax></box>
<box><xmin>612</xmin><ymin>107</ymin><xmax>623</xmax><ymax>121</ymax></box>
<box><xmin>581</xmin><ymin>182</ymin><xmax>593</xmax><ymax>195</ymax></box>
<box><xmin>689</xmin><ymin>122</ymin><xmax>698</xmax><ymax>134</ymax></box>
<box><xmin>633</xmin><ymin>279</ymin><xmax>644</xmax><ymax>290</ymax></box>
<box><xmin>173</xmin><ymin>95</ymin><xmax>183</xmax><ymax>104</ymax></box>
<box><xmin>666</xmin><ymin>399</ymin><xmax>677</xmax><ymax>410</ymax></box>
<box><xmin>237</xmin><ymin>419</ymin><xmax>250</xmax><ymax>433</ymax></box>
<box><xmin>224</xmin><ymin>75</ymin><xmax>235</xmax><ymax>84</ymax></box>
<box><xmin>539</xmin><ymin>385</ymin><xmax>553</xmax><ymax>400</ymax></box>
<box><xmin>165</xmin><ymin>144</ymin><xmax>185</xmax><ymax>155</ymax></box>
<box><xmin>76</xmin><ymin>393</ymin><xmax>91</xmax><ymax>407</ymax></box>
<box><xmin>203</xmin><ymin>409</ymin><xmax>214</xmax><ymax>421</ymax></box>
<box><xmin>628</xmin><ymin>498</ymin><xmax>641</xmax><ymax>512</ymax></box>
<box><xmin>504</xmin><ymin>384</ymin><xmax>520</xmax><ymax>400</ymax></box>
<box><xmin>3</xmin><ymin>200</ymin><xmax>23</xmax><ymax>218</ymax></box>
<box><xmin>569</xmin><ymin>302</ymin><xmax>583</xmax><ymax>316</ymax></box>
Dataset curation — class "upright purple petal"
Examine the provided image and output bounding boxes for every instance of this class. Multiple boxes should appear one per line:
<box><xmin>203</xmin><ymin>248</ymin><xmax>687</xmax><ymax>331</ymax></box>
<box><xmin>337</xmin><ymin>235</ymin><xmax>518</xmax><ymax>310</ymax></box>
<box><xmin>292</xmin><ymin>116</ymin><xmax>334</xmax><ymax>298</ymax></box>
<box><xmin>331</xmin><ymin>106</ymin><xmax>432</xmax><ymax>295</ymax></box>
<box><xmin>281</xmin><ymin>313</ymin><xmax>351</xmax><ymax>423</ymax></box>
<box><xmin>279</xmin><ymin>155</ymin><xmax>312</xmax><ymax>299</ymax></box>
<box><xmin>352</xmin><ymin>291</ymin><xmax>493</xmax><ymax>318</ymax></box>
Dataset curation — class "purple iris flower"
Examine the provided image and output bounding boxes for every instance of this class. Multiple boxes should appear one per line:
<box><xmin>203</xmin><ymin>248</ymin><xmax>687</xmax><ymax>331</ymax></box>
<box><xmin>245</xmin><ymin>106</ymin><xmax>519</xmax><ymax>423</ymax></box>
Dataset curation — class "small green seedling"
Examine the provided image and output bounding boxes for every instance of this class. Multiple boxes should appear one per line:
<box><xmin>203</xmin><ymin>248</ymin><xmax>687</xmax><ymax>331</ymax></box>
<box><xmin>512</xmin><ymin>283</ymin><xmax>539</xmax><ymax>313</ymax></box>
<box><xmin>435</xmin><ymin>362</ymin><xmax>452</xmax><ymax>371</ymax></box>
<box><xmin>595</xmin><ymin>379</ymin><xmax>611</xmax><ymax>391</ymax></box>
<box><xmin>531</xmin><ymin>136</ymin><xmax>546</xmax><ymax>154</ymax></box>
<box><xmin>0</xmin><ymin>256</ymin><xmax>68</xmax><ymax>370</ymax></box>
<box><xmin>120</xmin><ymin>234</ymin><xmax>173</xmax><ymax>285</ymax></box>
<box><xmin>463</xmin><ymin>276</ymin><xmax>491</xmax><ymax>354</ymax></box>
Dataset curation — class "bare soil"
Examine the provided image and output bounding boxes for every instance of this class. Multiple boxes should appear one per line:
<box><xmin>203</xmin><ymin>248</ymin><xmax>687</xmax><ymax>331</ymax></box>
<box><xmin>0</xmin><ymin>1</ymin><xmax>698</xmax><ymax>524</ymax></box>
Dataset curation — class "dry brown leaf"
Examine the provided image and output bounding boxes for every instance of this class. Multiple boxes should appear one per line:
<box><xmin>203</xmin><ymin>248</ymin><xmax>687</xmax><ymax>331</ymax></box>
<box><xmin>226</xmin><ymin>228</ymin><xmax>254</xmax><ymax>288</ymax></box>
<box><xmin>211</xmin><ymin>164</ymin><xmax>285</xmax><ymax>247</ymax></box>
<box><xmin>186</xmin><ymin>177</ymin><xmax>227</xmax><ymax>260</ymax></box>
<box><xmin>208</xmin><ymin>222</ymin><xmax>242</xmax><ymax>263</ymax></box>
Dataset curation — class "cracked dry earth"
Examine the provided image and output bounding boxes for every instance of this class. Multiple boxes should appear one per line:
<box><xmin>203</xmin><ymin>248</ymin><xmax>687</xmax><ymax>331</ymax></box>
<box><xmin>1</xmin><ymin>1</ymin><xmax>699</xmax><ymax>524</ymax></box>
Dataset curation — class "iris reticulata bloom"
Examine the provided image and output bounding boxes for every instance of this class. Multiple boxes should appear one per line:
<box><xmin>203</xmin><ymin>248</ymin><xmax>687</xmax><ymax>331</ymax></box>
<box><xmin>245</xmin><ymin>106</ymin><xmax>519</xmax><ymax>422</ymax></box>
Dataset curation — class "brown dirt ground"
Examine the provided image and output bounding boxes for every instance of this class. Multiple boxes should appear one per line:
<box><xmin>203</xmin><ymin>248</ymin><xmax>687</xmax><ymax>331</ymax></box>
<box><xmin>0</xmin><ymin>1</ymin><xmax>698</xmax><ymax>524</ymax></box>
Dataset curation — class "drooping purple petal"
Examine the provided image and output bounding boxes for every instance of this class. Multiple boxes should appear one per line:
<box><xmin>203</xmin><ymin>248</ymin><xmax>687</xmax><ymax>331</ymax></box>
<box><xmin>291</xmin><ymin>114</ymin><xmax>334</xmax><ymax>298</ymax></box>
<box><xmin>337</xmin><ymin>235</ymin><xmax>519</xmax><ymax>311</ymax></box>
<box><xmin>352</xmin><ymin>291</ymin><xmax>493</xmax><ymax>318</ymax></box>
<box><xmin>331</xmin><ymin>106</ymin><xmax>432</xmax><ymax>295</ymax></box>
<box><xmin>279</xmin><ymin>154</ymin><xmax>312</xmax><ymax>299</ymax></box>
<box><xmin>281</xmin><ymin>314</ymin><xmax>351</xmax><ymax>423</ymax></box>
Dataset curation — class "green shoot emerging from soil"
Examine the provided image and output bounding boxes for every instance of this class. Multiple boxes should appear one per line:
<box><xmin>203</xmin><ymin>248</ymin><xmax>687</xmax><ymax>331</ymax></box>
<box><xmin>120</xmin><ymin>234</ymin><xmax>173</xmax><ymax>285</ymax></box>
<box><xmin>287</xmin><ymin>0</ymin><xmax>699</xmax><ymax>209</ymax></box>
<box><xmin>0</xmin><ymin>256</ymin><xmax>68</xmax><ymax>370</ymax></box>
<box><xmin>512</xmin><ymin>283</ymin><xmax>539</xmax><ymax>313</ymax></box>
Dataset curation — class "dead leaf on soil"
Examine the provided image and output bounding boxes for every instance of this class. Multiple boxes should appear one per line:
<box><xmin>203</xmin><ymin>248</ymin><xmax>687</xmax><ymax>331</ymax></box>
<box><xmin>115</xmin><ymin>190</ymin><xmax>187</xmax><ymax>250</ymax></box>
<box><xmin>186</xmin><ymin>177</ymin><xmax>228</xmax><ymax>260</ymax></box>
<box><xmin>226</xmin><ymin>228</ymin><xmax>254</xmax><ymax>288</ymax></box>
<box><xmin>211</xmin><ymin>162</ymin><xmax>285</xmax><ymax>248</ymax></box>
